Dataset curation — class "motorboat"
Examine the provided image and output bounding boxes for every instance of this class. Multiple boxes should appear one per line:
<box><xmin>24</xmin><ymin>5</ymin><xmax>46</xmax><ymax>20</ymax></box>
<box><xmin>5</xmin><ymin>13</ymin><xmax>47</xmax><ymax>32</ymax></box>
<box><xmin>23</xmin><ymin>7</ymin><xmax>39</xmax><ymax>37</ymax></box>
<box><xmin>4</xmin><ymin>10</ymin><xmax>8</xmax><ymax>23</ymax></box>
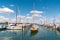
<box><xmin>0</xmin><ymin>25</ymin><xmax>7</xmax><ymax>30</ymax></box>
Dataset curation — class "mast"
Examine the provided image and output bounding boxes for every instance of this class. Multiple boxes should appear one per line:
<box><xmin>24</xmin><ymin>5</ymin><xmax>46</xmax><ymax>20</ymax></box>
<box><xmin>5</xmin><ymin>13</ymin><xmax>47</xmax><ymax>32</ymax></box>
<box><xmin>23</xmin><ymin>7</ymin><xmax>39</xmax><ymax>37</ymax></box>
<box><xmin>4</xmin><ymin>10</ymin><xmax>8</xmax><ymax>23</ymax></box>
<box><xmin>18</xmin><ymin>7</ymin><xmax>21</xmax><ymax>24</ymax></box>
<box><xmin>16</xmin><ymin>6</ymin><xmax>18</xmax><ymax>26</ymax></box>
<box><xmin>32</xmin><ymin>3</ymin><xmax>35</xmax><ymax>25</ymax></box>
<box><xmin>53</xmin><ymin>17</ymin><xmax>56</xmax><ymax>29</ymax></box>
<box><xmin>53</xmin><ymin>17</ymin><xmax>56</xmax><ymax>33</ymax></box>
<box><xmin>53</xmin><ymin>17</ymin><xmax>56</xmax><ymax>27</ymax></box>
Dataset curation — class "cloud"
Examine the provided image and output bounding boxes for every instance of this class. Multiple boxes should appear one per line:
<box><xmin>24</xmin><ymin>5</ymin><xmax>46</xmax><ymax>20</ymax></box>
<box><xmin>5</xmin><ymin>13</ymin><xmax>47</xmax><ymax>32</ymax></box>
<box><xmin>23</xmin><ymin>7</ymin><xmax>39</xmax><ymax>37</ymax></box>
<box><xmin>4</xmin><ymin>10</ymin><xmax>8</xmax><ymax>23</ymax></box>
<box><xmin>0</xmin><ymin>16</ymin><xmax>4</xmax><ymax>19</ymax></box>
<box><xmin>17</xmin><ymin>15</ymin><xmax>25</xmax><ymax>18</ymax></box>
<box><xmin>2</xmin><ymin>5</ymin><xmax>6</xmax><ymax>7</ymax></box>
<box><xmin>26</xmin><ymin>16</ymin><xmax>32</xmax><ymax>19</ymax></box>
<box><xmin>10</xmin><ymin>4</ymin><xmax>14</xmax><ymax>6</ymax></box>
<box><xmin>30</xmin><ymin>10</ymin><xmax>43</xmax><ymax>17</ymax></box>
<box><xmin>10</xmin><ymin>15</ymin><xmax>26</xmax><ymax>23</ymax></box>
<box><xmin>33</xmin><ymin>14</ymin><xmax>40</xmax><ymax>17</ymax></box>
<box><xmin>56</xmin><ymin>20</ymin><xmax>60</xmax><ymax>23</ymax></box>
<box><xmin>0</xmin><ymin>7</ymin><xmax>14</xmax><ymax>13</ymax></box>
<box><xmin>0</xmin><ymin>16</ymin><xmax>8</xmax><ymax>22</ymax></box>
<box><xmin>39</xmin><ymin>17</ymin><xmax>60</xmax><ymax>24</ymax></box>
<box><xmin>10</xmin><ymin>18</ymin><xmax>16</xmax><ymax>23</ymax></box>
<box><xmin>30</xmin><ymin>10</ymin><xmax>43</xmax><ymax>14</ymax></box>
<box><xmin>26</xmin><ymin>14</ymin><xmax>30</xmax><ymax>16</ymax></box>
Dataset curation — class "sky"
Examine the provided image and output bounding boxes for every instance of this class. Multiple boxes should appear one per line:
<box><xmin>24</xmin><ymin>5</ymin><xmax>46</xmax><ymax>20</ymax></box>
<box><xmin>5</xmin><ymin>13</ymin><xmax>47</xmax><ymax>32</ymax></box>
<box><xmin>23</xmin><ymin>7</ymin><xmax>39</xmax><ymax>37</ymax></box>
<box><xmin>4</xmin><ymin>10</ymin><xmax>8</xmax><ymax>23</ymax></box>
<box><xmin>0</xmin><ymin>0</ymin><xmax>60</xmax><ymax>24</ymax></box>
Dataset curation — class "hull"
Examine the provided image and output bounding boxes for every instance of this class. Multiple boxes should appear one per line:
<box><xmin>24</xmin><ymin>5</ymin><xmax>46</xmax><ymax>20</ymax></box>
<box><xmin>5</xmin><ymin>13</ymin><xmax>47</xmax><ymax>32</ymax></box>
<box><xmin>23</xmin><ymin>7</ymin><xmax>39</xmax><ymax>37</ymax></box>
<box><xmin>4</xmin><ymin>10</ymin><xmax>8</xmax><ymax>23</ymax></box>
<box><xmin>0</xmin><ymin>28</ymin><xmax>7</xmax><ymax>31</ymax></box>
<box><xmin>30</xmin><ymin>27</ymin><xmax>38</xmax><ymax>33</ymax></box>
<box><xmin>30</xmin><ymin>28</ymin><xmax>38</xmax><ymax>36</ymax></box>
<box><xmin>57</xmin><ymin>27</ymin><xmax>60</xmax><ymax>32</ymax></box>
<box><xmin>0</xmin><ymin>28</ymin><xmax>6</xmax><ymax>30</ymax></box>
<box><xmin>31</xmin><ymin>30</ymin><xmax>38</xmax><ymax>32</ymax></box>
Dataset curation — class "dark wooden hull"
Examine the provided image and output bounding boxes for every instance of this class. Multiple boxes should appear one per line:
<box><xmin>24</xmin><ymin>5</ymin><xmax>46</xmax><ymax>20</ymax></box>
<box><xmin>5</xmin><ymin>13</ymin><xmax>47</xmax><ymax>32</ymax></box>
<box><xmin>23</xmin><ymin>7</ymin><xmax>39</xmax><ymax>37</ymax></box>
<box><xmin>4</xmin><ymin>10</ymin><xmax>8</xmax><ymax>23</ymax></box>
<box><xmin>31</xmin><ymin>30</ymin><xmax>38</xmax><ymax>33</ymax></box>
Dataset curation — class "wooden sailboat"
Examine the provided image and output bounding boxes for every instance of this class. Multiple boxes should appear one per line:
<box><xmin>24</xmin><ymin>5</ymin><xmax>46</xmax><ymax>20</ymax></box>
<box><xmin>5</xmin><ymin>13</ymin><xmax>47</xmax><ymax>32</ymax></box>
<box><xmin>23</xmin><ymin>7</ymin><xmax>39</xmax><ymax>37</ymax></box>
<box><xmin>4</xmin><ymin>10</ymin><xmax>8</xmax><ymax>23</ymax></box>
<box><xmin>30</xmin><ymin>25</ymin><xmax>38</xmax><ymax>36</ymax></box>
<box><xmin>30</xmin><ymin>3</ymin><xmax>38</xmax><ymax>33</ymax></box>
<box><xmin>30</xmin><ymin>25</ymin><xmax>38</xmax><ymax>32</ymax></box>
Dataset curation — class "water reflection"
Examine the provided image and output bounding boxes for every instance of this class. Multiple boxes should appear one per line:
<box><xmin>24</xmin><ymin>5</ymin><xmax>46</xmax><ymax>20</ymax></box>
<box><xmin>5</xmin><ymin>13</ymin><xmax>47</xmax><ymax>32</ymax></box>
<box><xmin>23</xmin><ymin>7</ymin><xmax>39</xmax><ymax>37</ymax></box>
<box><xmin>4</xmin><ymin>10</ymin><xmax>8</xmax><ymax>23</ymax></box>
<box><xmin>0</xmin><ymin>30</ymin><xmax>22</xmax><ymax>40</ymax></box>
<box><xmin>0</xmin><ymin>25</ymin><xmax>60</xmax><ymax>40</ymax></box>
<box><xmin>30</xmin><ymin>32</ymin><xmax>38</xmax><ymax>37</ymax></box>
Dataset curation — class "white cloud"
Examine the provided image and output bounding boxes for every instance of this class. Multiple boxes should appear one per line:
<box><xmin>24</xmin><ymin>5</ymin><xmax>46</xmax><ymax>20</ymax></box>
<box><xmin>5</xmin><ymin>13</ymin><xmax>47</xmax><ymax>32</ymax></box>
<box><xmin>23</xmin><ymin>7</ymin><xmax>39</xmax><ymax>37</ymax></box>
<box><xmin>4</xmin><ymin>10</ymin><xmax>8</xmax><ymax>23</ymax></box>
<box><xmin>10</xmin><ymin>15</ymin><xmax>60</xmax><ymax>24</ymax></box>
<box><xmin>30</xmin><ymin>10</ymin><xmax>43</xmax><ymax>17</ymax></box>
<box><xmin>0</xmin><ymin>16</ymin><xmax>8</xmax><ymax>22</ymax></box>
<box><xmin>10</xmin><ymin>15</ymin><xmax>26</xmax><ymax>23</ymax></box>
<box><xmin>17</xmin><ymin>15</ymin><xmax>25</xmax><ymax>18</ymax></box>
<box><xmin>56</xmin><ymin>20</ymin><xmax>60</xmax><ymax>23</ymax></box>
<box><xmin>2</xmin><ymin>5</ymin><xmax>6</xmax><ymax>7</ymax></box>
<box><xmin>33</xmin><ymin>14</ymin><xmax>40</xmax><ymax>17</ymax></box>
<box><xmin>0</xmin><ymin>7</ymin><xmax>14</xmax><ymax>13</ymax></box>
<box><xmin>46</xmin><ymin>18</ymin><xmax>56</xmax><ymax>24</ymax></box>
<box><xmin>10</xmin><ymin>4</ymin><xmax>14</xmax><ymax>6</ymax></box>
<box><xmin>26</xmin><ymin>14</ymin><xmax>30</xmax><ymax>16</ymax></box>
<box><xmin>30</xmin><ymin>10</ymin><xmax>43</xmax><ymax>14</ymax></box>
<box><xmin>26</xmin><ymin>16</ymin><xmax>32</xmax><ymax>19</ymax></box>
<box><xmin>10</xmin><ymin>18</ymin><xmax>16</xmax><ymax>23</ymax></box>
<box><xmin>0</xmin><ymin>16</ymin><xmax>4</xmax><ymax>19</ymax></box>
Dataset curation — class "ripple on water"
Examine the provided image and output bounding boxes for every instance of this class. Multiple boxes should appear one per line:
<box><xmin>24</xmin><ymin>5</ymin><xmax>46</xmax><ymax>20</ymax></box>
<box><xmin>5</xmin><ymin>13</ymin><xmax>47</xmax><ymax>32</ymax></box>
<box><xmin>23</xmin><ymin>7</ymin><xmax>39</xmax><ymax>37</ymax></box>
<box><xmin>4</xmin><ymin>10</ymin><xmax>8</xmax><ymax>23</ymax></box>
<box><xmin>0</xmin><ymin>25</ymin><xmax>60</xmax><ymax>40</ymax></box>
<box><xmin>0</xmin><ymin>30</ymin><xmax>22</xmax><ymax>40</ymax></box>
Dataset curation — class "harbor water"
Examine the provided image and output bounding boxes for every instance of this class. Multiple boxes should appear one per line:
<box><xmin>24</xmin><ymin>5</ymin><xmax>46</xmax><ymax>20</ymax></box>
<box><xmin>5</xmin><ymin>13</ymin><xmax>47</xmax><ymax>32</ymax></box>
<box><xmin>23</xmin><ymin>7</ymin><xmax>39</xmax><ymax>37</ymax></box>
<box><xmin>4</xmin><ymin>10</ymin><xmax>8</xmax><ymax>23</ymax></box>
<box><xmin>0</xmin><ymin>25</ymin><xmax>60</xmax><ymax>40</ymax></box>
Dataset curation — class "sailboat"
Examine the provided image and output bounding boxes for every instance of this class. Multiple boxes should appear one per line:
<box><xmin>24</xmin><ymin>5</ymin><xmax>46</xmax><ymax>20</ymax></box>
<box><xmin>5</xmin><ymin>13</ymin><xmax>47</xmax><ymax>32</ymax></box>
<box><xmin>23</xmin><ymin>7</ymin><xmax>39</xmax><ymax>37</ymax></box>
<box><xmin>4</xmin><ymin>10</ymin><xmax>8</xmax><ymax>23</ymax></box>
<box><xmin>30</xmin><ymin>3</ymin><xmax>38</xmax><ymax>33</ymax></box>
<box><xmin>30</xmin><ymin>24</ymin><xmax>38</xmax><ymax>32</ymax></box>
<box><xmin>30</xmin><ymin>25</ymin><xmax>38</xmax><ymax>36</ymax></box>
